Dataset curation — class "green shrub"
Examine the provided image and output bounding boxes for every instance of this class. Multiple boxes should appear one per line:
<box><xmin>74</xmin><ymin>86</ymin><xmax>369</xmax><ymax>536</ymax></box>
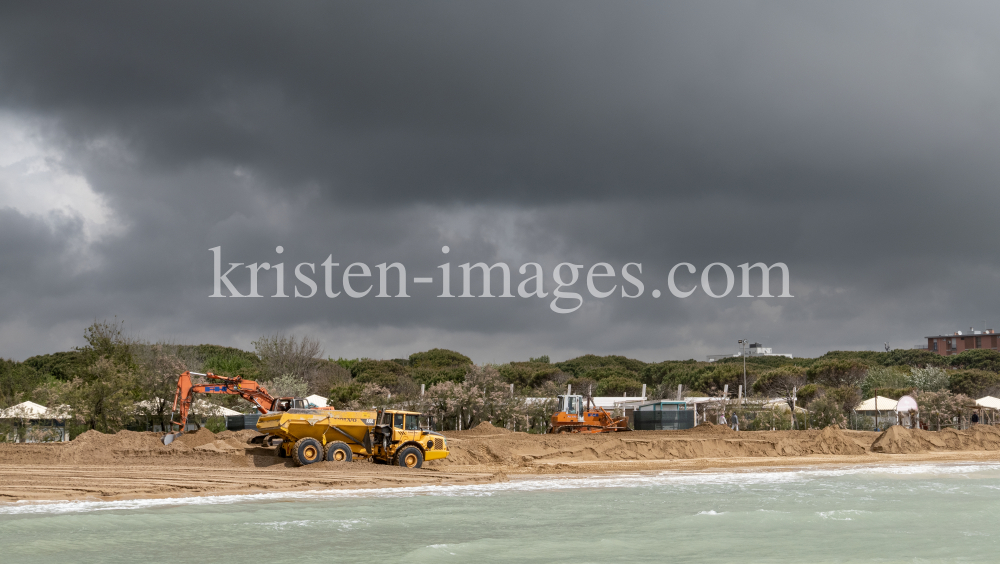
<box><xmin>556</xmin><ymin>354</ymin><xmax>646</xmax><ymax>377</ymax></box>
<box><xmin>563</xmin><ymin>377</ymin><xmax>598</xmax><ymax>396</ymax></box>
<box><xmin>948</xmin><ymin>349</ymin><xmax>1000</xmax><ymax>373</ymax></box>
<box><xmin>713</xmin><ymin>355</ymin><xmax>800</xmax><ymax>370</ymax></box>
<box><xmin>860</xmin><ymin>366</ymin><xmax>910</xmax><ymax>399</ymax></box>
<box><xmin>807</xmin><ymin>359</ymin><xmax>870</xmax><ymax>388</ymax></box>
<box><xmin>582</xmin><ymin>366</ymin><xmax>638</xmax><ymax>381</ymax></box>
<box><xmin>807</xmin><ymin>395</ymin><xmax>847</xmax><ymax>428</ymax></box>
<box><xmin>908</xmin><ymin>365</ymin><xmax>949</xmax><ymax>392</ymax></box>
<box><xmin>697</xmin><ymin>364</ymin><xmax>747</xmax><ymax>396</ymax></box>
<box><xmin>0</xmin><ymin>360</ymin><xmax>48</xmax><ymax>409</ymax></box>
<box><xmin>332</xmin><ymin>357</ymin><xmax>360</xmax><ymax>375</ymax></box>
<box><xmin>498</xmin><ymin>362</ymin><xmax>561</xmax><ymax>389</ymax></box>
<box><xmin>595</xmin><ymin>375</ymin><xmax>643</xmax><ymax>397</ymax></box>
<box><xmin>205</xmin><ymin>416</ymin><xmax>226</xmax><ymax>433</ymax></box>
<box><xmin>878</xmin><ymin>349</ymin><xmax>948</xmax><ymax>368</ymax></box>
<box><xmin>22</xmin><ymin>351</ymin><xmax>88</xmax><ymax>382</ymax></box>
<box><xmin>752</xmin><ymin>366</ymin><xmax>807</xmax><ymax>396</ymax></box>
<box><xmin>410</xmin><ymin>366</ymin><xmax>467</xmax><ymax>386</ymax></box>
<box><xmin>825</xmin><ymin>386</ymin><xmax>861</xmax><ymax>414</ymax></box>
<box><xmin>203</xmin><ymin>351</ymin><xmax>260</xmax><ymax>379</ymax></box>
<box><xmin>948</xmin><ymin>369</ymin><xmax>1000</xmax><ymax>398</ymax></box>
<box><xmin>641</xmin><ymin>361</ymin><xmax>707</xmax><ymax>389</ymax></box>
<box><xmin>796</xmin><ymin>383</ymin><xmax>821</xmax><ymax>406</ymax></box>
<box><xmin>408</xmin><ymin>349</ymin><xmax>472</xmax><ymax>369</ymax></box>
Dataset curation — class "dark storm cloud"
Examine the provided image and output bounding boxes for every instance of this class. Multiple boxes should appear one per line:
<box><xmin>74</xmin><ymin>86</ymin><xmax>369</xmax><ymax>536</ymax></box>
<box><xmin>4</xmin><ymin>2</ymin><xmax>998</xmax><ymax>205</ymax></box>
<box><xmin>1</xmin><ymin>2</ymin><xmax>999</xmax><ymax>361</ymax></box>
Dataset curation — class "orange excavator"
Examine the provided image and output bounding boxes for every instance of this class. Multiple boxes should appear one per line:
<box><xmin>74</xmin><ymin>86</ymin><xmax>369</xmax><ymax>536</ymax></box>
<box><xmin>162</xmin><ymin>371</ymin><xmax>315</xmax><ymax>445</ymax></box>
<box><xmin>548</xmin><ymin>391</ymin><xmax>631</xmax><ymax>434</ymax></box>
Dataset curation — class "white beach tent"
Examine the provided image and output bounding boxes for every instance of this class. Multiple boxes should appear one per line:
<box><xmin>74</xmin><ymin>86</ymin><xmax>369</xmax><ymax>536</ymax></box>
<box><xmin>855</xmin><ymin>396</ymin><xmax>898</xmax><ymax>412</ymax></box>
<box><xmin>0</xmin><ymin>400</ymin><xmax>50</xmax><ymax>419</ymax></box>
<box><xmin>0</xmin><ymin>401</ymin><xmax>70</xmax><ymax>442</ymax></box>
<box><xmin>896</xmin><ymin>395</ymin><xmax>918</xmax><ymax>413</ymax></box>
<box><xmin>199</xmin><ymin>401</ymin><xmax>242</xmax><ymax>416</ymax></box>
<box><xmin>136</xmin><ymin>398</ymin><xmax>242</xmax><ymax>416</ymax></box>
<box><xmin>975</xmin><ymin>396</ymin><xmax>1000</xmax><ymax>410</ymax></box>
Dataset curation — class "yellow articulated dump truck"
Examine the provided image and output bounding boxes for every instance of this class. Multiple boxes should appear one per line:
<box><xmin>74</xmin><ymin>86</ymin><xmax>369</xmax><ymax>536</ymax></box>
<box><xmin>256</xmin><ymin>408</ymin><xmax>449</xmax><ymax>468</ymax></box>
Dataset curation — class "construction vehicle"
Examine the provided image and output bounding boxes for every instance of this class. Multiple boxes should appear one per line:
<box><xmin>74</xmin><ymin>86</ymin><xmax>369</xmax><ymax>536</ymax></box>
<box><xmin>548</xmin><ymin>393</ymin><xmax>631</xmax><ymax>434</ymax></box>
<box><xmin>256</xmin><ymin>408</ymin><xmax>449</xmax><ymax>468</ymax></box>
<box><xmin>162</xmin><ymin>371</ymin><xmax>315</xmax><ymax>445</ymax></box>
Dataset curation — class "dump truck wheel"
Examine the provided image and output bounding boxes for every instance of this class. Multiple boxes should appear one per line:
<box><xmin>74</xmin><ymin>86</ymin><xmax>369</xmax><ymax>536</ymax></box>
<box><xmin>326</xmin><ymin>441</ymin><xmax>352</xmax><ymax>463</ymax></box>
<box><xmin>275</xmin><ymin>441</ymin><xmax>288</xmax><ymax>458</ymax></box>
<box><xmin>396</xmin><ymin>446</ymin><xmax>423</xmax><ymax>469</ymax></box>
<box><xmin>292</xmin><ymin>437</ymin><xmax>323</xmax><ymax>466</ymax></box>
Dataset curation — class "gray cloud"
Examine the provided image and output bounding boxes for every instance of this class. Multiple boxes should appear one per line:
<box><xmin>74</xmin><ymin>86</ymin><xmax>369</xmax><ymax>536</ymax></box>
<box><xmin>1</xmin><ymin>2</ymin><xmax>998</xmax><ymax>362</ymax></box>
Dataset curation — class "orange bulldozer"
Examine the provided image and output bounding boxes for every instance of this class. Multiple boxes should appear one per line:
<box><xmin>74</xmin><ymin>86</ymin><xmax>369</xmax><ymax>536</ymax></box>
<box><xmin>548</xmin><ymin>389</ymin><xmax>631</xmax><ymax>434</ymax></box>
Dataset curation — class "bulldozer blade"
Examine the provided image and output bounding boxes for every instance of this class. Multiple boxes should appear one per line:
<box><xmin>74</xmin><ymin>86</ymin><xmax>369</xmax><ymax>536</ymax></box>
<box><xmin>162</xmin><ymin>432</ymin><xmax>182</xmax><ymax>445</ymax></box>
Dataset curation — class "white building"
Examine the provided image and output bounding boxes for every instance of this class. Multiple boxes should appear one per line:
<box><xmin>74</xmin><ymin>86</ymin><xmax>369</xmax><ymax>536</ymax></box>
<box><xmin>707</xmin><ymin>342</ymin><xmax>793</xmax><ymax>362</ymax></box>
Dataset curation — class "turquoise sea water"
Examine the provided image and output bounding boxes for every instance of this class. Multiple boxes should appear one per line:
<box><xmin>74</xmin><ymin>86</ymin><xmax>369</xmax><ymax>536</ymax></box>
<box><xmin>3</xmin><ymin>463</ymin><xmax>1000</xmax><ymax>563</ymax></box>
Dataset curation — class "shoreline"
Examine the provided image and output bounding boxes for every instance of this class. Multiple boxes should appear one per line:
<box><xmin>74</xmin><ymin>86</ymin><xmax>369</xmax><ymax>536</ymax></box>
<box><xmin>5</xmin><ymin>423</ymin><xmax>1000</xmax><ymax>505</ymax></box>
<box><xmin>3</xmin><ymin>450</ymin><xmax>1000</xmax><ymax>506</ymax></box>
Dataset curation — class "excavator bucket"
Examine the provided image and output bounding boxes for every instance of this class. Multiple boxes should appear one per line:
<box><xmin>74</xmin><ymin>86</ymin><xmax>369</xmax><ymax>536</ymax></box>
<box><xmin>162</xmin><ymin>432</ymin><xmax>182</xmax><ymax>445</ymax></box>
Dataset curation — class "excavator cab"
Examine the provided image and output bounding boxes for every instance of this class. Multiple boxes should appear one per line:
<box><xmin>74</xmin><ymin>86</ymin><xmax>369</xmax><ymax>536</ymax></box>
<box><xmin>270</xmin><ymin>398</ymin><xmax>309</xmax><ymax>412</ymax></box>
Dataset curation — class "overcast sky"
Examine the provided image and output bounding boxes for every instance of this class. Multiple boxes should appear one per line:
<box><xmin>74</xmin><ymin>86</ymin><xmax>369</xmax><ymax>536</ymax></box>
<box><xmin>1</xmin><ymin>2</ymin><xmax>998</xmax><ymax>363</ymax></box>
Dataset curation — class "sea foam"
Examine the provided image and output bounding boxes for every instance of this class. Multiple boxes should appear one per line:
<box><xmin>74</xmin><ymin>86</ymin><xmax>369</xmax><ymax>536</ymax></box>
<box><xmin>4</xmin><ymin>461</ymin><xmax>1000</xmax><ymax>516</ymax></box>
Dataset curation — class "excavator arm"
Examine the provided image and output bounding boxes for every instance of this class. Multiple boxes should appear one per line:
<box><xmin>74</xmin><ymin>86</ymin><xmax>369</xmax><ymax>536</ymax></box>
<box><xmin>163</xmin><ymin>371</ymin><xmax>276</xmax><ymax>444</ymax></box>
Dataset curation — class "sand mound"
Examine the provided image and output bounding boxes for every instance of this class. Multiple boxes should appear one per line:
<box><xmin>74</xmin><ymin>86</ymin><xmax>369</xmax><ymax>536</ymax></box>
<box><xmin>170</xmin><ymin>428</ymin><xmax>220</xmax><ymax>448</ymax></box>
<box><xmin>871</xmin><ymin>426</ymin><xmax>925</xmax><ymax>454</ymax></box>
<box><xmin>216</xmin><ymin>429</ymin><xmax>264</xmax><ymax>444</ymax></box>
<box><xmin>685</xmin><ymin>422</ymin><xmax>734</xmax><ymax>435</ymax></box>
<box><xmin>462</xmin><ymin>421</ymin><xmax>513</xmax><ymax>435</ymax></box>
<box><xmin>870</xmin><ymin>425</ymin><xmax>1000</xmax><ymax>454</ymax></box>
<box><xmin>805</xmin><ymin>426</ymin><xmax>866</xmax><ymax>455</ymax></box>
<box><xmin>65</xmin><ymin>429</ymin><xmax>166</xmax><ymax>452</ymax></box>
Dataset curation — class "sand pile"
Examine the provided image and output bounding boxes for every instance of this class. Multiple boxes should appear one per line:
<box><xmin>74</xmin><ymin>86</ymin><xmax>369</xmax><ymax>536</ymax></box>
<box><xmin>170</xmin><ymin>428</ymin><xmax>253</xmax><ymax>452</ymax></box>
<box><xmin>67</xmin><ymin>429</ymin><xmax>167</xmax><ymax>452</ymax></box>
<box><xmin>437</xmin><ymin>428</ymin><xmax>783</xmax><ymax>467</ymax></box>
<box><xmin>449</xmin><ymin>421</ymin><xmax>515</xmax><ymax>437</ymax></box>
<box><xmin>871</xmin><ymin>425</ymin><xmax>1000</xmax><ymax>454</ymax></box>
<box><xmin>0</xmin><ymin>427</ymin><xmax>268</xmax><ymax>467</ymax></box>
<box><xmin>682</xmin><ymin>422</ymin><xmax>735</xmax><ymax>435</ymax></box>
<box><xmin>775</xmin><ymin>426</ymin><xmax>866</xmax><ymax>456</ymax></box>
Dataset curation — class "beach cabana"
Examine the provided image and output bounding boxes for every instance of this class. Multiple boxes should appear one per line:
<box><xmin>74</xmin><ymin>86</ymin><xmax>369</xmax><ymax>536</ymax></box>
<box><xmin>855</xmin><ymin>396</ymin><xmax>898</xmax><ymax>429</ymax></box>
<box><xmin>975</xmin><ymin>396</ymin><xmax>1000</xmax><ymax>410</ymax></box>
<box><xmin>0</xmin><ymin>401</ymin><xmax>69</xmax><ymax>442</ymax></box>
<box><xmin>974</xmin><ymin>396</ymin><xmax>1000</xmax><ymax>425</ymax></box>
<box><xmin>856</xmin><ymin>396</ymin><xmax>898</xmax><ymax>412</ymax></box>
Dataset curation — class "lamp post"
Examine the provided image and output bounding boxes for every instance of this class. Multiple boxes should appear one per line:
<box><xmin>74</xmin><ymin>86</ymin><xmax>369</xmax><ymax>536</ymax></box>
<box><xmin>738</xmin><ymin>339</ymin><xmax>747</xmax><ymax>405</ymax></box>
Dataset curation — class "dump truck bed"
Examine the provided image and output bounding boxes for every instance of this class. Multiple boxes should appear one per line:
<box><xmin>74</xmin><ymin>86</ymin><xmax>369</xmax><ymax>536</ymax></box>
<box><xmin>257</xmin><ymin>409</ymin><xmax>377</xmax><ymax>455</ymax></box>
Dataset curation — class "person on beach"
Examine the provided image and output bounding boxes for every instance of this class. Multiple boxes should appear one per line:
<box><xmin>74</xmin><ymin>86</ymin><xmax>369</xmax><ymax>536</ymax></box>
<box><xmin>719</xmin><ymin>413</ymin><xmax>727</xmax><ymax>426</ymax></box>
<box><xmin>972</xmin><ymin>412</ymin><xmax>980</xmax><ymax>425</ymax></box>
<box><xmin>731</xmin><ymin>413</ymin><xmax>739</xmax><ymax>431</ymax></box>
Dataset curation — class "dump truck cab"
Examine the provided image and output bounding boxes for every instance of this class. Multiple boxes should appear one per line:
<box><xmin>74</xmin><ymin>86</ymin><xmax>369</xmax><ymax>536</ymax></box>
<box><xmin>372</xmin><ymin>409</ymin><xmax>449</xmax><ymax>468</ymax></box>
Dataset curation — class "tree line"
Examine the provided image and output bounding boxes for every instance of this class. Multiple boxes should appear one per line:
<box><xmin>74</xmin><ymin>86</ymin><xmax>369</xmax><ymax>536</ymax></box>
<box><xmin>4</xmin><ymin>320</ymin><xmax>1000</xmax><ymax>438</ymax></box>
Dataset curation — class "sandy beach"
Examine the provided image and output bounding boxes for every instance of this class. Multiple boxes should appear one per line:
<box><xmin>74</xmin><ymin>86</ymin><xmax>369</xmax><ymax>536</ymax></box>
<box><xmin>3</xmin><ymin>422</ymin><xmax>1000</xmax><ymax>503</ymax></box>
